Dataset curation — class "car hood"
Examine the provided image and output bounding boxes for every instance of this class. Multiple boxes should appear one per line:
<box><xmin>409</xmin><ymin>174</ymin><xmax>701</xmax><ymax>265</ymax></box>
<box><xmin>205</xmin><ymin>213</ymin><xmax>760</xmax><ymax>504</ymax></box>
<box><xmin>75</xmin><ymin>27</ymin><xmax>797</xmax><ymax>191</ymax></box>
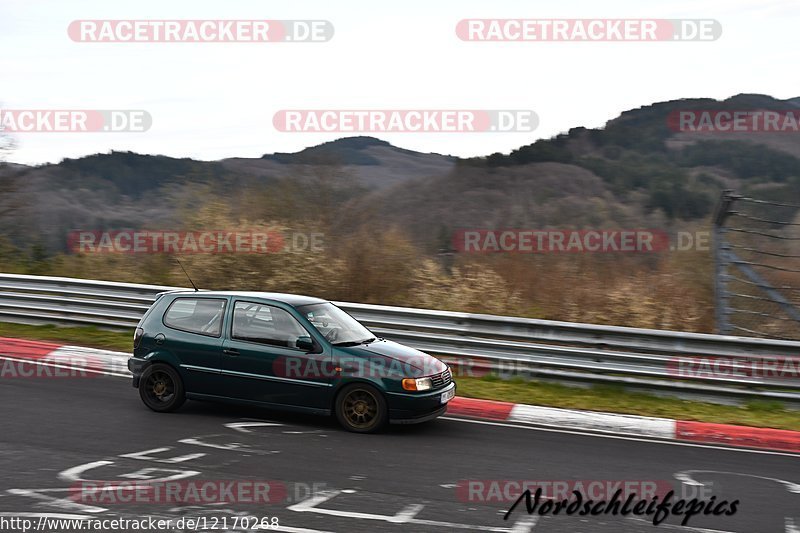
<box><xmin>335</xmin><ymin>339</ymin><xmax>446</xmax><ymax>375</ymax></box>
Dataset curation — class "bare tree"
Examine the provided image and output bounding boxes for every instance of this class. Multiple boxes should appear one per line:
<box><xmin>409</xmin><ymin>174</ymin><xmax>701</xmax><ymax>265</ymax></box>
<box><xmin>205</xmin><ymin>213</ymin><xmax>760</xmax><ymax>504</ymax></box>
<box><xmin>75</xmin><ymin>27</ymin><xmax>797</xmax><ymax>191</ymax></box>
<box><xmin>0</xmin><ymin>101</ymin><xmax>12</xmax><ymax>162</ymax></box>
<box><xmin>0</xmin><ymin>109</ymin><xmax>19</xmax><ymax>217</ymax></box>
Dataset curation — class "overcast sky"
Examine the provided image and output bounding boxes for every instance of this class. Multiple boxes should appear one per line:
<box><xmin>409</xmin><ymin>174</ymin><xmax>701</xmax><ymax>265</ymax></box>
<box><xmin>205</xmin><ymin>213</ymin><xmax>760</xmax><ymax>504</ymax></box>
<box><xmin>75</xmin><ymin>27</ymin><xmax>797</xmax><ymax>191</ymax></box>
<box><xmin>2</xmin><ymin>0</ymin><xmax>798</xmax><ymax>165</ymax></box>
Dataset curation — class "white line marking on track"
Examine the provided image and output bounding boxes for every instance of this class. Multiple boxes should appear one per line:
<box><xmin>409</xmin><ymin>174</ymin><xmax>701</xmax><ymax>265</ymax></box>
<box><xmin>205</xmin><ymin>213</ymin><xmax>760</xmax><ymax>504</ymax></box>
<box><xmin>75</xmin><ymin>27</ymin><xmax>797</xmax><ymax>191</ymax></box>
<box><xmin>118</xmin><ymin>467</ymin><xmax>201</xmax><ymax>480</ymax></box>
<box><xmin>58</xmin><ymin>460</ymin><xmax>200</xmax><ymax>483</ymax></box>
<box><xmin>675</xmin><ymin>470</ymin><xmax>800</xmax><ymax>493</ymax></box>
<box><xmin>225</xmin><ymin>421</ymin><xmax>283</xmax><ymax>433</ymax></box>
<box><xmin>23</xmin><ymin>485</ymin><xmax>153</xmax><ymax>493</ymax></box>
<box><xmin>119</xmin><ymin>448</ymin><xmax>206</xmax><ymax>463</ymax></box>
<box><xmin>509</xmin><ymin>515</ymin><xmax>538</xmax><ymax>532</ymax></box>
<box><xmin>263</xmin><ymin>526</ymin><xmax>334</xmax><ymax>533</ymax></box>
<box><xmin>288</xmin><ymin>490</ymin><xmax>402</xmax><ymax>522</ymax></box>
<box><xmin>441</xmin><ymin>417</ymin><xmax>800</xmax><ymax>458</ymax></box>
<box><xmin>786</xmin><ymin>517</ymin><xmax>800</xmax><ymax>533</ymax></box>
<box><xmin>178</xmin><ymin>437</ymin><xmax>277</xmax><ymax>454</ymax></box>
<box><xmin>391</xmin><ymin>503</ymin><xmax>424</xmax><ymax>523</ymax></box>
<box><xmin>58</xmin><ymin>461</ymin><xmax>114</xmax><ymax>482</ymax></box>
<box><xmin>626</xmin><ymin>516</ymin><xmax>737</xmax><ymax>532</ymax></box>
<box><xmin>400</xmin><ymin>516</ymin><xmax>535</xmax><ymax>531</ymax></box>
<box><xmin>0</xmin><ymin>512</ymin><xmax>92</xmax><ymax>520</ymax></box>
<box><xmin>288</xmin><ymin>490</ymin><xmax>539</xmax><ymax>531</ymax></box>
<box><xmin>6</xmin><ymin>489</ymin><xmax>106</xmax><ymax>513</ymax></box>
<box><xmin>178</xmin><ymin>437</ymin><xmax>244</xmax><ymax>451</ymax></box>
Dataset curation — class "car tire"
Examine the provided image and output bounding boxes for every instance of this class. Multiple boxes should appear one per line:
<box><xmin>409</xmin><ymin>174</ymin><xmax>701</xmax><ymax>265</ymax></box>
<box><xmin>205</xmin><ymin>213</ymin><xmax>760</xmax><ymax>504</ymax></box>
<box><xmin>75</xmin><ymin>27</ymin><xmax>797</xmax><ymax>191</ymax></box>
<box><xmin>139</xmin><ymin>363</ymin><xmax>186</xmax><ymax>413</ymax></box>
<box><xmin>335</xmin><ymin>383</ymin><xmax>388</xmax><ymax>433</ymax></box>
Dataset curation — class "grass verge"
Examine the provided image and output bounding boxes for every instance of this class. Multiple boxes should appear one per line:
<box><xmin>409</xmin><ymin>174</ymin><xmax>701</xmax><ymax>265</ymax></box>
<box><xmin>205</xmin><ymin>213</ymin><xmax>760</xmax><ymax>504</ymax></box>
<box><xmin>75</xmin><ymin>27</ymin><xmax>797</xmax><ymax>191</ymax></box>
<box><xmin>0</xmin><ymin>322</ymin><xmax>132</xmax><ymax>352</ymax></box>
<box><xmin>1</xmin><ymin>323</ymin><xmax>797</xmax><ymax>431</ymax></box>
<box><xmin>456</xmin><ymin>375</ymin><xmax>800</xmax><ymax>432</ymax></box>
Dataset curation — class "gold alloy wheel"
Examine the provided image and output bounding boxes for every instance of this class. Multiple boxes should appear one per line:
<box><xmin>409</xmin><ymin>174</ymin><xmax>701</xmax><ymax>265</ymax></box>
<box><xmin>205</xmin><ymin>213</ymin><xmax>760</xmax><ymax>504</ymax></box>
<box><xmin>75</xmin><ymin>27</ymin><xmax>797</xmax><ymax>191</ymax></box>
<box><xmin>342</xmin><ymin>388</ymin><xmax>379</xmax><ymax>429</ymax></box>
<box><xmin>144</xmin><ymin>370</ymin><xmax>175</xmax><ymax>403</ymax></box>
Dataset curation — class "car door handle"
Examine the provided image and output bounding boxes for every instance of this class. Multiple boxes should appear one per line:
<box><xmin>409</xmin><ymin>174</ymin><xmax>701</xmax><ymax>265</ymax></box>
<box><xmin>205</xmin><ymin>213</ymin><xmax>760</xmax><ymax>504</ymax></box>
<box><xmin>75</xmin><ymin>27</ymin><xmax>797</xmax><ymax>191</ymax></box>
<box><xmin>223</xmin><ymin>349</ymin><xmax>240</xmax><ymax>356</ymax></box>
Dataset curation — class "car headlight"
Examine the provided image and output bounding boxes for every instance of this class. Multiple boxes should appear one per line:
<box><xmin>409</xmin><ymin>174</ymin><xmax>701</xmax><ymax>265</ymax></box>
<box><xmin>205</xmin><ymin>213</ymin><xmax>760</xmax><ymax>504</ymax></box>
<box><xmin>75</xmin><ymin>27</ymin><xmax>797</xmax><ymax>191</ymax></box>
<box><xmin>402</xmin><ymin>377</ymin><xmax>433</xmax><ymax>391</ymax></box>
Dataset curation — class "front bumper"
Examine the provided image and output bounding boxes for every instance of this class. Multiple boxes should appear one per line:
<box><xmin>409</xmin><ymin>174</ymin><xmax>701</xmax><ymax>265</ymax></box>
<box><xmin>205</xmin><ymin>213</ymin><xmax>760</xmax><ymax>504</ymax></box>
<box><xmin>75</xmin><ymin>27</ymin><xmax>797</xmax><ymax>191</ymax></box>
<box><xmin>387</xmin><ymin>381</ymin><xmax>456</xmax><ymax>424</ymax></box>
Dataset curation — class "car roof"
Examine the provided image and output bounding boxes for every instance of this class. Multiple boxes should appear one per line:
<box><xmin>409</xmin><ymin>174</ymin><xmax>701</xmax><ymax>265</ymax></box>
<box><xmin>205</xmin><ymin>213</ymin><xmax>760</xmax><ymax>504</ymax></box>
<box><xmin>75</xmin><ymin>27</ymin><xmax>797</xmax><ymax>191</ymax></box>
<box><xmin>162</xmin><ymin>290</ymin><xmax>328</xmax><ymax>308</ymax></box>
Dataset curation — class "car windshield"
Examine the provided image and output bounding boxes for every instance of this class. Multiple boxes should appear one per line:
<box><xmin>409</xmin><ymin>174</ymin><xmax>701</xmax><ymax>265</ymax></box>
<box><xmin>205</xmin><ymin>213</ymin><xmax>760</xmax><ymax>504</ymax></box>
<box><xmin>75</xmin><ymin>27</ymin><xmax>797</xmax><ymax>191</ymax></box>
<box><xmin>297</xmin><ymin>302</ymin><xmax>375</xmax><ymax>345</ymax></box>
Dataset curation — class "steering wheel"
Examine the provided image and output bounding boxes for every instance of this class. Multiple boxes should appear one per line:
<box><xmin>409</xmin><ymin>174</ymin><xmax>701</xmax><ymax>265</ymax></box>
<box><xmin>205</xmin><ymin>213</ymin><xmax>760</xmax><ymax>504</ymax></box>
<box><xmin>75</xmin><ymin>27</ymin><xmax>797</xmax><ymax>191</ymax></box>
<box><xmin>325</xmin><ymin>328</ymin><xmax>339</xmax><ymax>342</ymax></box>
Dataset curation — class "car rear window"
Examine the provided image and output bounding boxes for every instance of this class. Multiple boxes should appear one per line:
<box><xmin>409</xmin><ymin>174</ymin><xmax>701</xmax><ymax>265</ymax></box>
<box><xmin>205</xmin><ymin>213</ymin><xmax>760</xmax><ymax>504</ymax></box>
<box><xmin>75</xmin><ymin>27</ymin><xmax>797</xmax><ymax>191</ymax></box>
<box><xmin>163</xmin><ymin>297</ymin><xmax>226</xmax><ymax>337</ymax></box>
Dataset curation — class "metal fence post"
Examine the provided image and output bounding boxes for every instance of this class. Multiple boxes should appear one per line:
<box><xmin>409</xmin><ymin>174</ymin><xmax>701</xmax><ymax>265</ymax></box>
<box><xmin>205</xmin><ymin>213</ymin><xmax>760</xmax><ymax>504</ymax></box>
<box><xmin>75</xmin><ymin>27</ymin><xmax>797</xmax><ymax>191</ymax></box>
<box><xmin>713</xmin><ymin>190</ymin><xmax>735</xmax><ymax>335</ymax></box>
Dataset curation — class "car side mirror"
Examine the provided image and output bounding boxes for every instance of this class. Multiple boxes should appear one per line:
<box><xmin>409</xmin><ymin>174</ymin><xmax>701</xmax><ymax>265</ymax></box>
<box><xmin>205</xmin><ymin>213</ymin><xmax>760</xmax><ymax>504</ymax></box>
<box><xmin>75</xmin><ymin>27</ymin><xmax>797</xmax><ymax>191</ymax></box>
<box><xmin>296</xmin><ymin>336</ymin><xmax>315</xmax><ymax>352</ymax></box>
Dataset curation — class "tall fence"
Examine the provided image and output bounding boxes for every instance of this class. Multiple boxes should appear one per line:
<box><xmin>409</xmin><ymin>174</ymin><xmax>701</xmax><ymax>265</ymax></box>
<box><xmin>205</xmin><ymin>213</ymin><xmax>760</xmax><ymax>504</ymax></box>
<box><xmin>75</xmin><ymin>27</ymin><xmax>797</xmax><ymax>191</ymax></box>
<box><xmin>714</xmin><ymin>191</ymin><xmax>800</xmax><ymax>340</ymax></box>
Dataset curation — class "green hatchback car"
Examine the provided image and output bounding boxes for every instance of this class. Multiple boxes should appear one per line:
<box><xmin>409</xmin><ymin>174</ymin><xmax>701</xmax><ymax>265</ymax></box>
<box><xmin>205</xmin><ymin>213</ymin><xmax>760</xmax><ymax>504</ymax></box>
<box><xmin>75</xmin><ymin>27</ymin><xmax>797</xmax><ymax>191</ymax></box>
<box><xmin>128</xmin><ymin>291</ymin><xmax>456</xmax><ymax>432</ymax></box>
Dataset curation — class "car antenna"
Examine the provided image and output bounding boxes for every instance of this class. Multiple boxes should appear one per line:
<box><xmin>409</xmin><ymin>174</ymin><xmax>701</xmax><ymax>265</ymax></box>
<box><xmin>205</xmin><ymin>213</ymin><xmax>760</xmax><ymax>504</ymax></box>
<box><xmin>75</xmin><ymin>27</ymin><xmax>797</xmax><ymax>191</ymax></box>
<box><xmin>175</xmin><ymin>259</ymin><xmax>199</xmax><ymax>292</ymax></box>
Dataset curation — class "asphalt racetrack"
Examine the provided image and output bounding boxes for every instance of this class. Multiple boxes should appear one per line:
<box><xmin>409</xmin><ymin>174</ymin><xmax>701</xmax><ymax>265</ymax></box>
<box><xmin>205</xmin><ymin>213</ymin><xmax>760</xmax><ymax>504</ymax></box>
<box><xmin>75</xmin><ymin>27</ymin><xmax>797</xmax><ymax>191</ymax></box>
<box><xmin>0</xmin><ymin>365</ymin><xmax>797</xmax><ymax>532</ymax></box>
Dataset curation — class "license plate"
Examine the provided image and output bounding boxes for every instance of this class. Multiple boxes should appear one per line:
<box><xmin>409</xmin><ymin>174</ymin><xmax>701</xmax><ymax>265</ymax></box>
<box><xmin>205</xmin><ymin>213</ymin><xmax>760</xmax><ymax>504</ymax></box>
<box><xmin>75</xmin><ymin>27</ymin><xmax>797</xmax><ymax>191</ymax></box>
<box><xmin>440</xmin><ymin>388</ymin><xmax>455</xmax><ymax>404</ymax></box>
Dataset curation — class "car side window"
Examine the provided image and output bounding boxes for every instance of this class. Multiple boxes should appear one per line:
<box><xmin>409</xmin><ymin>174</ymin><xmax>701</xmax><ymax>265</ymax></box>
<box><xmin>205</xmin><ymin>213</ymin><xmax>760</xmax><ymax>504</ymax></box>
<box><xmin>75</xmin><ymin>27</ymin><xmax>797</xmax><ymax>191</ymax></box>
<box><xmin>163</xmin><ymin>298</ymin><xmax>226</xmax><ymax>337</ymax></box>
<box><xmin>232</xmin><ymin>301</ymin><xmax>309</xmax><ymax>349</ymax></box>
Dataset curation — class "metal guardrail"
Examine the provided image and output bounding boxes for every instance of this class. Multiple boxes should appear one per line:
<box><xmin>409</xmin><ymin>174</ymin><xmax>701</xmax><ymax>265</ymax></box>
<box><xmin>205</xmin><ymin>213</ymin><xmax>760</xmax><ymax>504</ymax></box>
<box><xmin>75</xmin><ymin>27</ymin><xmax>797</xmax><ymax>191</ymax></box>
<box><xmin>1</xmin><ymin>273</ymin><xmax>799</xmax><ymax>402</ymax></box>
